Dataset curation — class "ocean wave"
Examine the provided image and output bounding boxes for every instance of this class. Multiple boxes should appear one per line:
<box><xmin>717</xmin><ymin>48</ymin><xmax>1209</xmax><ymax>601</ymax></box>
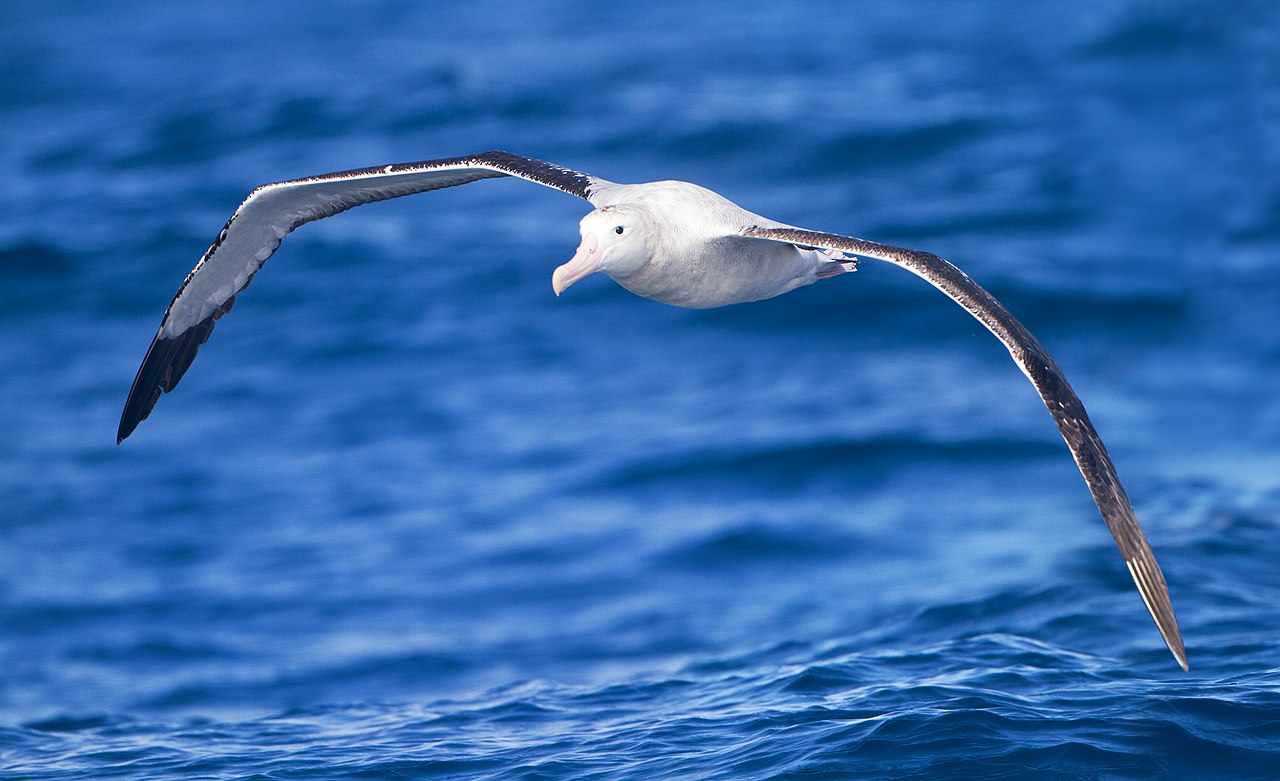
<box><xmin>601</xmin><ymin>435</ymin><xmax>1061</xmax><ymax>491</ymax></box>
<box><xmin>9</xmin><ymin>641</ymin><xmax>1278</xmax><ymax>779</ymax></box>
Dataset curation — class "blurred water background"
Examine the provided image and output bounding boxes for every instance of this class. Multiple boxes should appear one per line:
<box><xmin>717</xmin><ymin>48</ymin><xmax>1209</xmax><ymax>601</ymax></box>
<box><xmin>2</xmin><ymin>1</ymin><xmax>1279</xmax><ymax>778</ymax></box>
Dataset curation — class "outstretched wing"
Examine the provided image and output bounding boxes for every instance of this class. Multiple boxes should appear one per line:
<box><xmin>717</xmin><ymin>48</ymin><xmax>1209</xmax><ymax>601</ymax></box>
<box><xmin>743</xmin><ymin>225</ymin><xmax>1188</xmax><ymax>671</ymax></box>
<box><xmin>118</xmin><ymin>151</ymin><xmax>607</xmax><ymax>443</ymax></box>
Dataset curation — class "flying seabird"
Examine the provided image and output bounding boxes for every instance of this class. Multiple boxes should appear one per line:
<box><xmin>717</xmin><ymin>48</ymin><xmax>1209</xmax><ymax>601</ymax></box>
<box><xmin>117</xmin><ymin>151</ymin><xmax>1187</xmax><ymax>670</ymax></box>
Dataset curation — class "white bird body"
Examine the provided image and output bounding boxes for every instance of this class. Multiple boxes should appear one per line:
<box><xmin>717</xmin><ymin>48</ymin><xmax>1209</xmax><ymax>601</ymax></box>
<box><xmin>118</xmin><ymin>151</ymin><xmax>1188</xmax><ymax>670</ymax></box>
<box><xmin>578</xmin><ymin>179</ymin><xmax>840</xmax><ymax>308</ymax></box>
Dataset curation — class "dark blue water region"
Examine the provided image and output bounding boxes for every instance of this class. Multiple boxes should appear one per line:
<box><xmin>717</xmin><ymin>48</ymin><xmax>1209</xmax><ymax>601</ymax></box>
<box><xmin>5</xmin><ymin>625</ymin><xmax>1280</xmax><ymax>779</ymax></box>
<box><xmin>3</xmin><ymin>0</ymin><xmax>1280</xmax><ymax>778</ymax></box>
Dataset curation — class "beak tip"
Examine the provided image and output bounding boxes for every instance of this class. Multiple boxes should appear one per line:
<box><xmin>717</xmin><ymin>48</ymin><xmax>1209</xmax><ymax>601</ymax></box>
<box><xmin>553</xmin><ymin>234</ymin><xmax>600</xmax><ymax>298</ymax></box>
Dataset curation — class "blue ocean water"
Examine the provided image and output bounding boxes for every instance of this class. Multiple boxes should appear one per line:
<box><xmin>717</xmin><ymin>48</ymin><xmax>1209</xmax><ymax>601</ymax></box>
<box><xmin>3</xmin><ymin>0</ymin><xmax>1279</xmax><ymax>777</ymax></box>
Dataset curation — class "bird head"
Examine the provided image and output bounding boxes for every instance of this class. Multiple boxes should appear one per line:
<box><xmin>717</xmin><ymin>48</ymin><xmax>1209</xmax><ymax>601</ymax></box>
<box><xmin>553</xmin><ymin>206</ymin><xmax>650</xmax><ymax>296</ymax></box>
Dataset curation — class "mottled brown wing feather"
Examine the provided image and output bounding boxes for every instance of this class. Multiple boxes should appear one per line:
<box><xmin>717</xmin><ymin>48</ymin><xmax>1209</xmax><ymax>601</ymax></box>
<box><xmin>118</xmin><ymin>151</ymin><xmax>599</xmax><ymax>443</ymax></box>
<box><xmin>743</xmin><ymin>225</ymin><xmax>1187</xmax><ymax>671</ymax></box>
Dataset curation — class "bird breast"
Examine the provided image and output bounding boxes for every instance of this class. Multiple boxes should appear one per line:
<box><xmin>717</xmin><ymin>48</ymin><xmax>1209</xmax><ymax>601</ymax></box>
<box><xmin>611</xmin><ymin>236</ymin><xmax>824</xmax><ymax>309</ymax></box>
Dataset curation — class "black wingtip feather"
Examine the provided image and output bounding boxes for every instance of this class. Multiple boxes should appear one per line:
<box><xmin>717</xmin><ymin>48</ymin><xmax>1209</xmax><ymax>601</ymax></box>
<box><xmin>742</xmin><ymin>225</ymin><xmax>1189</xmax><ymax>669</ymax></box>
<box><xmin>117</xmin><ymin>316</ymin><xmax>218</xmax><ymax>444</ymax></box>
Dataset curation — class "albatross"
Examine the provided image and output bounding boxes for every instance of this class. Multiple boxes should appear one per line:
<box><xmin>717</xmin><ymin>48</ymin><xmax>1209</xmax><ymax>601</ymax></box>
<box><xmin>117</xmin><ymin>150</ymin><xmax>1187</xmax><ymax>670</ymax></box>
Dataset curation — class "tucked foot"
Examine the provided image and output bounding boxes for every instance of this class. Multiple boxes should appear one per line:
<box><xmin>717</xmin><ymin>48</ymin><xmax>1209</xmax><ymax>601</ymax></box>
<box><xmin>816</xmin><ymin>259</ymin><xmax>858</xmax><ymax>279</ymax></box>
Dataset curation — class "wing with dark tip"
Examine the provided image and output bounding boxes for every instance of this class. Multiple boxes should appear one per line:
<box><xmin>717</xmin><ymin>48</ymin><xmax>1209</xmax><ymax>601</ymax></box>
<box><xmin>743</xmin><ymin>225</ymin><xmax>1188</xmax><ymax>671</ymax></box>
<box><xmin>118</xmin><ymin>151</ymin><xmax>607</xmax><ymax>443</ymax></box>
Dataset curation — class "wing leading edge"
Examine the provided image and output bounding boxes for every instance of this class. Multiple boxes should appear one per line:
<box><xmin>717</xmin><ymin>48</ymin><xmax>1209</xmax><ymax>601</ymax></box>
<box><xmin>118</xmin><ymin>151</ymin><xmax>603</xmax><ymax>443</ymax></box>
<box><xmin>743</xmin><ymin>225</ymin><xmax>1187</xmax><ymax>671</ymax></box>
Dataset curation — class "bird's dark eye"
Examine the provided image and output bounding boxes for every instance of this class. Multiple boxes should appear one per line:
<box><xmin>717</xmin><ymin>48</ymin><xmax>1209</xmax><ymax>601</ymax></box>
<box><xmin>614</xmin><ymin>226</ymin><xmax>624</xmax><ymax>235</ymax></box>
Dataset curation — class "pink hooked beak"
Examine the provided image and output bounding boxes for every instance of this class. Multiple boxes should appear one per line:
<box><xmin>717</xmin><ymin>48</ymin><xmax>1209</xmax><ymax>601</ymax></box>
<box><xmin>552</xmin><ymin>233</ymin><xmax>600</xmax><ymax>296</ymax></box>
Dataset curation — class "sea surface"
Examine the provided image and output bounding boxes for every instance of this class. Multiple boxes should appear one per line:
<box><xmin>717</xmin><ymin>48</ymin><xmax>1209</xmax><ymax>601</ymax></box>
<box><xmin>2</xmin><ymin>1</ymin><xmax>1279</xmax><ymax>778</ymax></box>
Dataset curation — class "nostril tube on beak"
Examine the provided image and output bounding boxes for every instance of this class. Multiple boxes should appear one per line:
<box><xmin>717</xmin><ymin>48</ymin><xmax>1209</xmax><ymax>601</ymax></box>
<box><xmin>552</xmin><ymin>233</ymin><xmax>601</xmax><ymax>296</ymax></box>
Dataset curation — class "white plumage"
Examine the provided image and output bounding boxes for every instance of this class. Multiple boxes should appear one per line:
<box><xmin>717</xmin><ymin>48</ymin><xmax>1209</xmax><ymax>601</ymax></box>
<box><xmin>117</xmin><ymin>151</ymin><xmax>1187</xmax><ymax>670</ymax></box>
